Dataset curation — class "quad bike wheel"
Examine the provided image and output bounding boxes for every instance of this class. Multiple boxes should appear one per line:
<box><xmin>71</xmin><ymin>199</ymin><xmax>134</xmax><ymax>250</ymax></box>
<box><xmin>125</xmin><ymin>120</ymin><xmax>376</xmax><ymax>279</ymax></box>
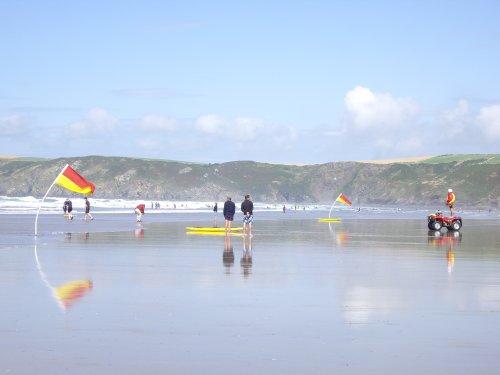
<box><xmin>448</xmin><ymin>220</ymin><xmax>462</xmax><ymax>231</ymax></box>
<box><xmin>430</xmin><ymin>220</ymin><xmax>442</xmax><ymax>231</ymax></box>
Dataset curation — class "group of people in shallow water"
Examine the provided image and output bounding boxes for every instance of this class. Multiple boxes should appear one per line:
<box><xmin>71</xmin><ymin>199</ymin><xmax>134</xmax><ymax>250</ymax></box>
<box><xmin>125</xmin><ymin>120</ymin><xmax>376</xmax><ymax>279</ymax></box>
<box><xmin>65</xmin><ymin>188</ymin><xmax>457</xmax><ymax>232</ymax></box>
<box><xmin>63</xmin><ymin>197</ymin><xmax>93</xmax><ymax>220</ymax></box>
<box><xmin>134</xmin><ymin>194</ymin><xmax>255</xmax><ymax>236</ymax></box>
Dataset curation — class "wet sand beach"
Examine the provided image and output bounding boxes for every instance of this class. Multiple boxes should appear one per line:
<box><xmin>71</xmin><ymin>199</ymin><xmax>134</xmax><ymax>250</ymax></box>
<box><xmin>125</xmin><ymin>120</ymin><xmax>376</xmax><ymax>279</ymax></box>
<box><xmin>2</xmin><ymin>211</ymin><xmax>500</xmax><ymax>374</ymax></box>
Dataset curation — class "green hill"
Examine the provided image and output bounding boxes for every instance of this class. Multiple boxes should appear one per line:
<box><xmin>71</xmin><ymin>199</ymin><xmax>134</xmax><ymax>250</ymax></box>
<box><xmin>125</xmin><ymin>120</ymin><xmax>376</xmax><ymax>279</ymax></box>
<box><xmin>422</xmin><ymin>154</ymin><xmax>500</xmax><ymax>164</ymax></box>
<box><xmin>0</xmin><ymin>154</ymin><xmax>499</xmax><ymax>208</ymax></box>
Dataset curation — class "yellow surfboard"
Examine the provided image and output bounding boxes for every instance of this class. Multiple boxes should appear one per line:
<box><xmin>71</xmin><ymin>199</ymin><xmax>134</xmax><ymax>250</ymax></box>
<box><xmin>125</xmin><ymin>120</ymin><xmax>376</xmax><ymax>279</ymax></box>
<box><xmin>186</xmin><ymin>231</ymin><xmax>244</xmax><ymax>236</ymax></box>
<box><xmin>186</xmin><ymin>226</ymin><xmax>243</xmax><ymax>232</ymax></box>
<box><xmin>318</xmin><ymin>218</ymin><xmax>342</xmax><ymax>222</ymax></box>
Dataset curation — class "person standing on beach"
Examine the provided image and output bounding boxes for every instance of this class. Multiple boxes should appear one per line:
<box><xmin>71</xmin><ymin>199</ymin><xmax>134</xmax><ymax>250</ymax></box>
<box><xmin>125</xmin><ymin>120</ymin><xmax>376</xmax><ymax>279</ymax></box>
<box><xmin>223</xmin><ymin>196</ymin><xmax>236</xmax><ymax>233</ymax></box>
<box><xmin>213</xmin><ymin>202</ymin><xmax>218</xmax><ymax>227</ymax></box>
<box><xmin>84</xmin><ymin>197</ymin><xmax>93</xmax><ymax>220</ymax></box>
<box><xmin>135</xmin><ymin>203</ymin><xmax>145</xmax><ymax>222</ymax></box>
<box><xmin>446</xmin><ymin>188</ymin><xmax>456</xmax><ymax>216</ymax></box>
<box><xmin>64</xmin><ymin>198</ymin><xmax>73</xmax><ymax>220</ymax></box>
<box><xmin>241</xmin><ymin>194</ymin><xmax>254</xmax><ymax>237</ymax></box>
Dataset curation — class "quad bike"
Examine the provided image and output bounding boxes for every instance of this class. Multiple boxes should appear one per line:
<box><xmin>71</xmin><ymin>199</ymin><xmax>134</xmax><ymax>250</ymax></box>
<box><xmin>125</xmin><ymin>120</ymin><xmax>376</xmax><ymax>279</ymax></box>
<box><xmin>427</xmin><ymin>210</ymin><xmax>462</xmax><ymax>231</ymax></box>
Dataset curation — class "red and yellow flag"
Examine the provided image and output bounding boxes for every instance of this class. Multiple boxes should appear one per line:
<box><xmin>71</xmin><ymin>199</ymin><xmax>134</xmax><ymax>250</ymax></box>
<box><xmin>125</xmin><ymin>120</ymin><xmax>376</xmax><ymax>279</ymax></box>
<box><xmin>336</xmin><ymin>193</ymin><xmax>352</xmax><ymax>206</ymax></box>
<box><xmin>55</xmin><ymin>165</ymin><xmax>95</xmax><ymax>195</ymax></box>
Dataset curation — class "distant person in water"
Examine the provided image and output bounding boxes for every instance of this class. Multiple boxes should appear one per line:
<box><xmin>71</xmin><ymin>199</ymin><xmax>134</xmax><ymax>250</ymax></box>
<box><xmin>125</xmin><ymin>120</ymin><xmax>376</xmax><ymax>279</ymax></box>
<box><xmin>63</xmin><ymin>198</ymin><xmax>73</xmax><ymax>220</ymax></box>
<box><xmin>241</xmin><ymin>194</ymin><xmax>254</xmax><ymax>237</ymax></box>
<box><xmin>84</xmin><ymin>197</ymin><xmax>93</xmax><ymax>220</ymax></box>
<box><xmin>135</xmin><ymin>203</ymin><xmax>145</xmax><ymax>222</ymax></box>
<box><xmin>446</xmin><ymin>188</ymin><xmax>456</xmax><ymax>216</ymax></box>
<box><xmin>213</xmin><ymin>202</ymin><xmax>219</xmax><ymax>226</ymax></box>
<box><xmin>223</xmin><ymin>196</ymin><xmax>236</xmax><ymax>232</ymax></box>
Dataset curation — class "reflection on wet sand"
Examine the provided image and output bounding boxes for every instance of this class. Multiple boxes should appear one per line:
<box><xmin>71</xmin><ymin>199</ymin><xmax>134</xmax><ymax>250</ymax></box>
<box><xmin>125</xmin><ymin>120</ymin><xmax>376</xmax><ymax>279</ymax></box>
<box><xmin>428</xmin><ymin>230</ymin><xmax>462</xmax><ymax>273</ymax></box>
<box><xmin>7</xmin><ymin>215</ymin><xmax>500</xmax><ymax>374</ymax></box>
<box><xmin>241</xmin><ymin>237</ymin><xmax>252</xmax><ymax>278</ymax></box>
<box><xmin>34</xmin><ymin>240</ymin><xmax>94</xmax><ymax>311</ymax></box>
<box><xmin>66</xmin><ymin>232</ymin><xmax>91</xmax><ymax>241</ymax></box>
<box><xmin>54</xmin><ymin>280</ymin><xmax>93</xmax><ymax>310</ymax></box>
<box><xmin>135</xmin><ymin>228</ymin><xmax>144</xmax><ymax>238</ymax></box>
<box><xmin>336</xmin><ymin>232</ymin><xmax>351</xmax><ymax>247</ymax></box>
<box><xmin>326</xmin><ymin>221</ymin><xmax>351</xmax><ymax>247</ymax></box>
<box><xmin>223</xmin><ymin>235</ymin><xmax>234</xmax><ymax>274</ymax></box>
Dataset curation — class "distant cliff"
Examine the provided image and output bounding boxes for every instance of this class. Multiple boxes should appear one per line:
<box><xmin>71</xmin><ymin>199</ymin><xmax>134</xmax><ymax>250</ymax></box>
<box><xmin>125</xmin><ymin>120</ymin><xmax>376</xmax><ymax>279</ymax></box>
<box><xmin>0</xmin><ymin>154</ymin><xmax>499</xmax><ymax>208</ymax></box>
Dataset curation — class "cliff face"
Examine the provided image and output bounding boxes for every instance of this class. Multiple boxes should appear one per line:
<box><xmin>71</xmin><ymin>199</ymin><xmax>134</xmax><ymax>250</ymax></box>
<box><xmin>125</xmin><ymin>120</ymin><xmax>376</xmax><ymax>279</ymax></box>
<box><xmin>1</xmin><ymin>155</ymin><xmax>499</xmax><ymax>208</ymax></box>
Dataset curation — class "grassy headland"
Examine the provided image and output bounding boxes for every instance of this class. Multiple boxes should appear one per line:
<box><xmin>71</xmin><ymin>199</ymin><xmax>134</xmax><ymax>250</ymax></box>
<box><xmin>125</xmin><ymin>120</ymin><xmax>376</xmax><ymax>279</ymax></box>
<box><xmin>0</xmin><ymin>154</ymin><xmax>498</xmax><ymax>208</ymax></box>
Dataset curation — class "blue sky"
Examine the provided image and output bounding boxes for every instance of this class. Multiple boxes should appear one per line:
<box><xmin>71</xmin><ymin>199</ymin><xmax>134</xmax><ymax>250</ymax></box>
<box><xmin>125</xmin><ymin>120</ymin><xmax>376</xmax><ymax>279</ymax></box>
<box><xmin>1</xmin><ymin>1</ymin><xmax>500</xmax><ymax>164</ymax></box>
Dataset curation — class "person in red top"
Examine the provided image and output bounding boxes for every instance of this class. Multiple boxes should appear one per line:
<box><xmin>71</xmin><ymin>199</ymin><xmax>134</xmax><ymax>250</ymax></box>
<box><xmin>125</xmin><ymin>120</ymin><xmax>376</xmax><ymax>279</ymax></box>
<box><xmin>446</xmin><ymin>189</ymin><xmax>456</xmax><ymax>216</ymax></box>
<box><xmin>135</xmin><ymin>203</ymin><xmax>145</xmax><ymax>222</ymax></box>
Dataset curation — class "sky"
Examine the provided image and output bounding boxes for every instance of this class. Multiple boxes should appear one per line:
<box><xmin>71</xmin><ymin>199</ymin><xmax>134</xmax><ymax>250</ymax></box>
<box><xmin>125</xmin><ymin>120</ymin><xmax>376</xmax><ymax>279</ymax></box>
<box><xmin>1</xmin><ymin>1</ymin><xmax>500</xmax><ymax>165</ymax></box>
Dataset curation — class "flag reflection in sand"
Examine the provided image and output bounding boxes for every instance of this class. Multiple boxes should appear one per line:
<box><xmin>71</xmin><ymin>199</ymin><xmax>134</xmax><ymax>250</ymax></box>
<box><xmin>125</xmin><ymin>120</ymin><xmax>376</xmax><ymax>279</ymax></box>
<box><xmin>34</xmin><ymin>243</ymin><xmax>93</xmax><ymax>311</ymax></box>
<box><xmin>54</xmin><ymin>280</ymin><xmax>93</xmax><ymax>310</ymax></box>
<box><xmin>324</xmin><ymin>220</ymin><xmax>351</xmax><ymax>247</ymax></box>
<box><xmin>336</xmin><ymin>232</ymin><xmax>351</xmax><ymax>247</ymax></box>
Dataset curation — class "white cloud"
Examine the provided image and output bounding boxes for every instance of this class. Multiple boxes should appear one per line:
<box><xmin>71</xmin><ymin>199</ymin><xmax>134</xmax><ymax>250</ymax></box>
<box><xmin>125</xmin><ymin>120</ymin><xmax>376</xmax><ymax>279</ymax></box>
<box><xmin>195</xmin><ymin>114</ymin><xmax>263</xmax><ymax>141</ymax></box>
<box><xmin>0</xmin><ymin>115</ymin><xmax>29</xmax><ymax>136</ymax></box>
<box><xmin>338</xmin><ymin>86</ymin><xmax>424</xmax><ymax>159</ymax></box>
<box><xmin>140</xmin><ymin>115</ymin><xmax>178</xmax><ymax>131</ymax></box>
<box><xmin>476</xmin><ymin>104</ymin><xmax>500</xmax><ymax>140</ymax></box>
<box><xmin>233</xmin><ymin>117</ymin><xmax>263</xmax><ymax>140</ymax></box>
<box><xmin>66</xmin><ymin>108</ymin><xmax>118</xmax><ymax>137</ymax></box>
<box><xmin>344</xmin><ymin>86</ymin><xmax>419</xmax><ymax>131</ymax></box>
<box><xmin>444</xmin><ymin>99</ymin><xmax>469</xmax><ymax>123</ymax></box>
<box><xmin>195</xmin><ymin>114</ymin><xmax>226</xmax><ymax>134</ymax></box>
<box><xmin>442</xmin><ymin>99</ymin><xmax>471</xmax><ymax>137</ymax></box>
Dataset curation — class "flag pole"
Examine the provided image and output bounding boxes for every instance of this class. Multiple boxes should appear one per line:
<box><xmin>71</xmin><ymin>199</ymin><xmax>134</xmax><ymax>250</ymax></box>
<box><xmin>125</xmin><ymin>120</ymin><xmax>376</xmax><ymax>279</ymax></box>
<box><xmin>34</xmin><ymin>164</ymin><xmax>69</xmax><ymax>236</ymax></box>
<box><xmin>328</xmin><ymin>193</ymin><xmax>342</xmax><ymax>219</ymax></box>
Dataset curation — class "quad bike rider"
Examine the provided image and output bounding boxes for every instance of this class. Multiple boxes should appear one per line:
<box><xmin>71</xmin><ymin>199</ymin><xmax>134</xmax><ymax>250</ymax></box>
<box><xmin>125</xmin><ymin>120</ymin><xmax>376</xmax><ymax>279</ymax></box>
<box><xmin>446</xmin><ymin>188</ymin><xmax>456</xmax><ymax>216</ymax></box>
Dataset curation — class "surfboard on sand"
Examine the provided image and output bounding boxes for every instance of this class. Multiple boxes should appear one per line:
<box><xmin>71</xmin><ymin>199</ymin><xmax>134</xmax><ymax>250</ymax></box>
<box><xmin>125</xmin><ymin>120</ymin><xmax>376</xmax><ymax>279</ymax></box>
<box><xmin>318</xmin><ymin>218</ymin><xmax>342</xmax><ymax>222</ymax></box>
<box><xmin>185</xmin><ymin>226</ymin><xmax>243</xmax><ymax>232</ymax></box>
<box><xmin>186</xmin><ymin>231</ymin><xmax>244</xmax><ymax>236</ymax></box>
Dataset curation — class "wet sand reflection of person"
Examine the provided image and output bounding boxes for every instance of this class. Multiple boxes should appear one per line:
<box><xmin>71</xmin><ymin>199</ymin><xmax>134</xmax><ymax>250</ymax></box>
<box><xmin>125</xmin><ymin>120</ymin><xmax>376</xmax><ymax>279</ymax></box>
<box><xmin>223</xmin><ymin>235</ymin><xmax>234</xmax><ymax>274</ymax></box>
<box><xmin>241</xmin><ymin>237</ymin><xmax>252</xmax><ymax>278</ymax></box>
<box><xmin>135</xmin><ymin>228</ymin><xmax>144</xmax><ymax>239</ymax></box>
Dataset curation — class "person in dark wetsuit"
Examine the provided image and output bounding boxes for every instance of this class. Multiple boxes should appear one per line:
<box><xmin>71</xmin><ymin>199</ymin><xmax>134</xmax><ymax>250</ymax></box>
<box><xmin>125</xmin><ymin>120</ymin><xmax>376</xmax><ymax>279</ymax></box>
<box><xmin>64</xmin><ymin>198</ymin><xmax>73</xmax><ymax>220</ymax></box>
<box><xmin>240</xmin><ymin>194</ymin><xmax>254</xmax><ymax>237</ymax></box>
<box><xmin>223</xmin><ymin>196</ymin><xmax>236</xmax><ymax>233</ymax></box>
<box><xmin>84</xmin><ymin>197</ymin><xmax>93</xmax><ymax>220</ymax></box>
